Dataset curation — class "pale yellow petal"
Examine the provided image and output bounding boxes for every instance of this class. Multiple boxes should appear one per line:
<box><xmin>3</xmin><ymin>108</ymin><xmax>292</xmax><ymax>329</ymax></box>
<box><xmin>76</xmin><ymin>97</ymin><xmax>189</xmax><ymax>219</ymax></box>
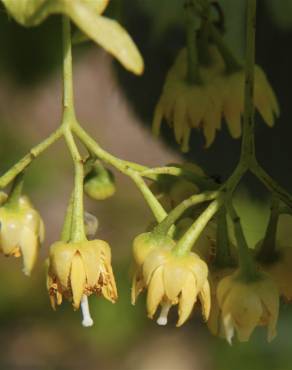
<box><xmin>50</xmin><ymin>242</ymin><xmax>77</xmax><ymax>288</ymax></box>
<box><xmin>173</xmin><ymin>97</ymin><xmax>187</xmax><ymax>144</ymax></box>
<box><xmin>19</xmin><ymin>227</ymin><xmax>38</xmax><ymax>276</ymax></box>
<box><xmin>163</xmin><ymin>261</ymin><xmax>188</xmax><ymax>301</ymax></box>
<box><xmin>79</xmin><ymin>242</ymin><xmax>102</xmax><ymax>287</ymax></box>
<box><xmin>177</xmin><ymin>273</ymin><xmax>197</xmax><ymax>326</ymax></box>
<box><xmin>70</xmin><ymin>253</ymin><xmax>86</xmax><ymax>309</ymax></box>
<box><xmin>146</xmin><ymin>267</ymin><xmax>165</xmax><ymax>318</ymax></box>
<box><xmin>198</xmin><ymin>280</ymin><xmax>211</xmax><ymax>321</ymax></box>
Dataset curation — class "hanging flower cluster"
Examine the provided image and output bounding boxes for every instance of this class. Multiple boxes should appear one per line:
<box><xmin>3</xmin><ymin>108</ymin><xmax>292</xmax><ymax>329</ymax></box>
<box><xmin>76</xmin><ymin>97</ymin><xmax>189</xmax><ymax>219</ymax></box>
<box><xmin>0</xmin><ymin>0</ymin><xmax>291</xmax><ymax>348</ymax></box>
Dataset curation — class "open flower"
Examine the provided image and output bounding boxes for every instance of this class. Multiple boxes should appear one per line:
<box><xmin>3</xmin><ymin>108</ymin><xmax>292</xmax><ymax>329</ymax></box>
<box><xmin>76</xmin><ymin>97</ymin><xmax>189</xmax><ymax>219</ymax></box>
<box><xmin>47</xmin><ymin>239</ymin><xmax>117</xmax><ymax>315</ymax></box>
<box><xmin>152</xmin><ymin>47</ymin><xmax>225</xmax><ymax>150</ymax></box>
<box><xmin>135</xmin><ymin>246</ymin><xmax>211</xmax><ymax>326</ymax></box>
<box><xmin>0</xmin><ymin>195</ymin><xmax>44</xmax><ymax>275</ymax></box>
<box><xmin>1</xmin><ymin>0</ymin><xmax>143</xmax><ymax>74</ymax></box>
<box><xmin>217</xmin><ymin>270</ymin><xmax>279</xmax><ymax>343</ymax></box>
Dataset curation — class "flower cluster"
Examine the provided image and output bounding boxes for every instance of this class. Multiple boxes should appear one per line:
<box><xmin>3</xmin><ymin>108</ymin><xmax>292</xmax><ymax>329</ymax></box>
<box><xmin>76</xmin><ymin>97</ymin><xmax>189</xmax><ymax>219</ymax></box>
<box><xmin>153</xmin><ymin>46</ymin><xmax>279</xmax><ymax>151</ymax></box>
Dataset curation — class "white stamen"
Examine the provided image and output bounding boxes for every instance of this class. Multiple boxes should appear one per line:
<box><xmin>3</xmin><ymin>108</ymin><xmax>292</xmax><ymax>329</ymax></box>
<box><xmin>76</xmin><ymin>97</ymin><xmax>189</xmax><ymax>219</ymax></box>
<box><xmin>157</xmin><ymin>302</ymin><xmax>172</xmax><ymax>326</ymax></box>
<box><xmin>81</xmin><ymin>295</ymin><xmax>94</xmax><ymax>327</ymax></box>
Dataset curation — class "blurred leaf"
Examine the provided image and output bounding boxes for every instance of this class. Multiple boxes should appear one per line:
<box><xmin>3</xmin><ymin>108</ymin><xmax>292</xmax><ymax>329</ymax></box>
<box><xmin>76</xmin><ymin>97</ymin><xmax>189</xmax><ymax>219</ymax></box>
<box><xmin>1</xmin><ymin>0</ymin><xmax>144</xmax><ymax>75</ymax></box>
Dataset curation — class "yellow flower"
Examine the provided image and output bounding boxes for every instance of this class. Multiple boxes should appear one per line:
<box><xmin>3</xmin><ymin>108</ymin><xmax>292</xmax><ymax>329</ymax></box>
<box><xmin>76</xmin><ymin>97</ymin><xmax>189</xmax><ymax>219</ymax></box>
<box><xmin>1</xmin><ymin>0</ymin><xmax>143</xmax><ymax>75</ymax></box>
<box><xmin>136</xmin><ymin>246</ymin><xmax>211</xmax><ymax>326</ymax></box>
<box><xmin>152</xmin><ymin>46</ymin><xmax>225</xmax><ymax>150</ymax></box>
<box><xmin>47</xmin><ymin>239</ymin><xmax>117</xmax><ymax>316</ymax></box>
<box><xmin>220</xmin><ymin>65</ymin><xmax>280</xmax><ymax>138</ymax></box>
<box><xmin>217</xmin><ymin>270</ymin><xmax>279</xmax><ymax>343</ymax></box>
<box><xmin>264</xmin><ymin>247</ymin><xmax>292</xmax><ymax>302</ymax></box>
<box><xmin>153</xmin><ymin>46</ymin><xmax>279</xmax><ymax>150</ymax></box>
<box><xmin>0</xmin><ymin>195</ymin><xmax>44</xmax><ymax>275</ymax></box>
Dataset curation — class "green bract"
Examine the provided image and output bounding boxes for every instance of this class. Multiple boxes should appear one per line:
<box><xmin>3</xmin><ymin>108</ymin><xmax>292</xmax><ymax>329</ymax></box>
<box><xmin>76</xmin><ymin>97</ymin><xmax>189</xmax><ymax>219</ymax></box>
<box><xmin>1</xmin><ymin>0</ymin><xmax>144</xmax><ymax>75</ymax></box>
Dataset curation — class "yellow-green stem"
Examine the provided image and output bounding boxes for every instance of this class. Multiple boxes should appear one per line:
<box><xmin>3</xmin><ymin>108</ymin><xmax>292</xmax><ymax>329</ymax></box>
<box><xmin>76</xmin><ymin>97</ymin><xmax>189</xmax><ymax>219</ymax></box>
<box><xmin>5</xmin><ymin>172</ymin><xmax>24</xmax><ymax>210</ymax></box>
<box><xmin>227</xmin><ymin>202</ymin><xmax>258</xmax><ymax>281</ymax></box>
<box><xmin>72</xmin><ymin>123</ymin><xmax>167</xmax><ymax>222</ymax></box>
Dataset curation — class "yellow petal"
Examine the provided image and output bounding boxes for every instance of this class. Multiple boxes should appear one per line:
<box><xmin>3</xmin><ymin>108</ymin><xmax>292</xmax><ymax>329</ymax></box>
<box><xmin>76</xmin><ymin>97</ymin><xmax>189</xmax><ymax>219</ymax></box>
<box><xmin>68</xmin><ymin>3</ymin><xmax>144</xmax><ymax>75</ymax></box>
<box><xmin>83</xmin><ymin>0</ymin><xmax>109</xmax><ymax>14</ymax></box>
<box><xmin>131</xmin><ymin>268</ymin><xmax>145</xmax><ymax>305</ymax></box>
<box><xmin>70</xmin><ymin>253</ymin><xmax>86</xmax><ymax>309</ymax></box>
<box><xmin>163</xmin><ymin>261</ymin><xmax>188</xmax><ymax>301</ymax></box>
<box><xmin>177</xmin><ymin>273</ymin><xmax>197</xmax><ymax>326</ymax></box>
<box><xmin>198</xmin><ymin>279</ymin><xmax>211</xmax><ymax>321</ymax></box>
<box><xmin>143</xmin><ymin>249</ymin><xmax>169</xmax><ymax>285</ymax></box>
<box><xmin>223</xmin><ymin>103</ymin><xmax>242</xmax><ymax>138</ymax></box>
<box><xmin>146</xmin><ymin>267</ymin><xmax>165</xmax><ymax>318</ymax></box>
<box><xmin>79</xmin><ymin>240</ymin><xmax>103</xmax><ymax>287</ymax></box>
<box><xmin>19</xmin><ymin>226</ymin><xmax>38</xmax><ymax>276</ymax></box>
<box><xmin>173</xmin><ymin>97</ymin><xmax>187</xmax><ymax>144</ymax></box>
<box><xmin>50</xmin><ymin>242</ymin><xmax>77</xmax><ymax>288</ymax></box>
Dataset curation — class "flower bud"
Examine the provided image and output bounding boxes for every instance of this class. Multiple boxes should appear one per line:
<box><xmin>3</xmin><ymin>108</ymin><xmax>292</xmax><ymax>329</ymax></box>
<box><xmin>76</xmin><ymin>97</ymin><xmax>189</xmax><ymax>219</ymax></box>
<box><xmin>84</xmin><ymin>162</ymin><xmax>116</xmax><ymax>200</ymax></box>
<box><xmin>0</xmin><ymin>194</ymin><xmax>44</xmax><ymax>275</ymax></box>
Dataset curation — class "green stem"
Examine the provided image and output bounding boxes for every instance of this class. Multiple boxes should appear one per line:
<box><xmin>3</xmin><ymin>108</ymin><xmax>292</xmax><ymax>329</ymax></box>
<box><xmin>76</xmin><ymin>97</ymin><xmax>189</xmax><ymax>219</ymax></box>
<box><xmin>0</xmin><ymin>127</ymin><xmax>62</xmax><ymax>189</ymax></box>
<box><xmin>214</xmin><ymin>207</ymin><xmax>234</xmax><ymax>267</ymax></box>
<box><xmin>240</xmin><ymin>0</ymin><xmax>256</xmax><ymax>164</ymax></box>
<box><xmin>61</xmin><ymin>191</ymin><xmax>74</xmax><ymax>242</ymax></box>
<box><xmin>257</xmin><ymin>197</ymin><xmax>279</xmax><ymax>263</ymax></box>
<box><xmin>154</xmin><ymin>190</ymin><xmax>218</xmax><ymax>235</ymax></box>
<box><xmin>209</xmin><ymin>24</ymin><xmax>242</xmax><ymax>73</ymax></box>
<box><xmin>185</xmin><ymin>2</ymin><xmax>201</xmax><ymax>84</ymax></box>
<box><xmin>173</xmin><ymin>197</ymin><xmax>223</xmax><ymax>256</ymax></box>
<box><xmin>227</xmin><ymin>201</ymin><xmax>258</xmax><ymax>281</ymax></box>
<box><xmin>62</xmin><ymin>17</ymin><xmax>74</xmax><ymax>111</ymax></box>
<box><xmin>5</xmin><ymin>172</ymin><xmax>24</xmax><ymax>210</ymax></box>
<box><xmin>251</xmin><ymin>161</ymin><xmax>292</xmax><ymax>209</ymax></box>
<box><xmin>72</xmin><ymin>123</ymin><xmax>167</xmax><ymax>222</ymax></box>
<box><xmin>64</xmin><ymin>129</ymin><xmax>86</xmax><ymax>242</ymax></box>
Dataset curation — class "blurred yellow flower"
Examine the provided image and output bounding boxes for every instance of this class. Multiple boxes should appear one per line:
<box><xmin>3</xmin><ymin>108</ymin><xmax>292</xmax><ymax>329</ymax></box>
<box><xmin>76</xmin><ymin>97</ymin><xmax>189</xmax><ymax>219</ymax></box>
<box><xmin>153</xmin><ymin>47</ymin><xmax>279</xmax><ymax>150</ymax></box>
<box><xmin>0</xmin><ymin>195</ymin><xmax>44</xmax><ymax>275</ymax></box>
<box><xmin>47</xmin><ymin>239</ymin><xmax>117</xmax><ymax>323</ymax></box>
<box><xmin>217</xmin><ymin>270</ymin><xmax>279</xmax><ymax>343</ymax></box>
<box><xmin>136</xmin><ymin>246</ymin><xmax>211</xmax><ymax>326</ymax></box>
<box><xmin>153</xmin><ymin>47</ymin><xmax>225</xmax><ymax>151</ymax></box>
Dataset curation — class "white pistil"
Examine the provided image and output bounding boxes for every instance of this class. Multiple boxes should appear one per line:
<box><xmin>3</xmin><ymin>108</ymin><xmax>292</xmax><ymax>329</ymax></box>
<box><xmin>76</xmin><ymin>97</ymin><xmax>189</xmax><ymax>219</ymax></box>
<box><xmin>81</xmin><ymin>295</ymin><xmax>94</xmax><ymax>327</ymax></box>
<box><xmin>157</xmin><ymin>302</ymin><xmax>172</xmax><ymax>326</ymax></box>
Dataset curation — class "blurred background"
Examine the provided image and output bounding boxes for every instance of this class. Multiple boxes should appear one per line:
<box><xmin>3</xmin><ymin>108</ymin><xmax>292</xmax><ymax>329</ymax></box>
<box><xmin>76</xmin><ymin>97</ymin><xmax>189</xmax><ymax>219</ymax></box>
<box><xmin>1</xmin><ymin>1</ymin><xmax>292</xmax><ymax>369</ymax></box>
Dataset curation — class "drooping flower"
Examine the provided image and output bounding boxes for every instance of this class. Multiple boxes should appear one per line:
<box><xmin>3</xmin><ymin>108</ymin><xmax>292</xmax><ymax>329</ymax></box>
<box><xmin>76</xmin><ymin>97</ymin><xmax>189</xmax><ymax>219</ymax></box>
<box><xmin>152</xmin><ymin>47</ymin><xmax>225</xmax><ymax>150</ymax></box>
<box><xmin>133</xmin><ymin>244</ymin><xmax>211</xmax><ymax>327</ymax></box>
<box><xmin>153</xmin><ymin>46</ymin><xmax>279</xmax><ymax>150</ymax></box>
<box><xmin>216</xmin><ymin>270</ymin><xmax>279</xmax><ymax>343</ymax></box>
<box><xmin>0</xmin><ymin>194</ymin><xmax>45</xmax><ymax>275</ymax></box>
<box><xmin>47</xmin><ymin>239</ymin><xmax>117</xmax><ymax>326</ymax></box>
